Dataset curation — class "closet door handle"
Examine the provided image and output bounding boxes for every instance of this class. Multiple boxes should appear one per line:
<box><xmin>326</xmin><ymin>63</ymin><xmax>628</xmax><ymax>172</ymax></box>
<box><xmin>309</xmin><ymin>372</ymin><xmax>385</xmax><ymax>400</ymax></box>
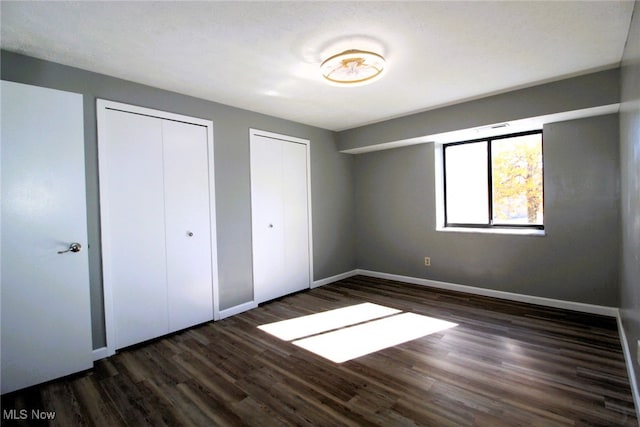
<box><xmin>186</xmin><ymin>231</ymin><xmax>194</xmax><ymax>237</ymax></box>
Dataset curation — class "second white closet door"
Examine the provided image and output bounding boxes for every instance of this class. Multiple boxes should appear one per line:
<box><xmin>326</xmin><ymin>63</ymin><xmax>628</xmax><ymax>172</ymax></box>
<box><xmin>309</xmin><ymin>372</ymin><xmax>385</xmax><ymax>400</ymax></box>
<box><xmin>251</xmin><ymin>134</ymin><xmax>310</xmax><ymax>304</ymax></box>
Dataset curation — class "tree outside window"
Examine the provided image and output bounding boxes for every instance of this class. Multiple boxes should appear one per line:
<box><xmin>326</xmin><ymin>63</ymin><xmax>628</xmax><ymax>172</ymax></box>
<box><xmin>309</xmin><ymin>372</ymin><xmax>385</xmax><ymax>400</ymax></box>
<box><xmin>444</xmin><ymin>131</ymin><xmax>543</xmax><ymax>229</ymax></box>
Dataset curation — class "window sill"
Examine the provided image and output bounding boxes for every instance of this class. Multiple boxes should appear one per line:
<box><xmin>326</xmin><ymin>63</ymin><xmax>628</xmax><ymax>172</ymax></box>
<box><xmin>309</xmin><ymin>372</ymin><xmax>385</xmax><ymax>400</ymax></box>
<box><xmin>437</xmin><ymin>227</ymin><xmax>546</xmax><ymax>237</ymax></box>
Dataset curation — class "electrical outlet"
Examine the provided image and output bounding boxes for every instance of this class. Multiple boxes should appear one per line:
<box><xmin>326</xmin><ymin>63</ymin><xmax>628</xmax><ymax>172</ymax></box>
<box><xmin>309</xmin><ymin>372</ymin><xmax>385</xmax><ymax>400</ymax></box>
<box><xmin>424</xmin><ymin>257</ymin><xmax>431</xmax><ymax>267</ymax></box>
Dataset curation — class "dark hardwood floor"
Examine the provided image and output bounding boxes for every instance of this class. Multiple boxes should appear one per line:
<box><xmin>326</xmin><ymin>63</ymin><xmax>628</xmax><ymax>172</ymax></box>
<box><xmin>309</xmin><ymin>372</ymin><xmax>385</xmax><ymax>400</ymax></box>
<box><xmin>2</xmin><ymin>275</ymin><xmax>637</xmax><ymax>426</ymax></box>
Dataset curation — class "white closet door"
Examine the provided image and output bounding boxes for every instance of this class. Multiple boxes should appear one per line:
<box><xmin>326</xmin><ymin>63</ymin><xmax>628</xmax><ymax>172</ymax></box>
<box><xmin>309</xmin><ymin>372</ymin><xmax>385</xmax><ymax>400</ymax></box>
<box><xmin>99</xmin><ymin>100</ymin><xmax>218</xmax><ymax>354</ymax></box>
<box><xmin>281</xmin><ymin>142</ymin><xmax>311</xmax><ymax>294</ymax></box>
<box><xmin>101</xmin><ymin>110</ymin><xmax>169</xmax><ymax>349</ymax></box>
<box><xmin>1</xmin><ymin>81</ymin><xmax>92</xmax><ymax>394</ymax></box>
<box><xmin>162</xmin><ymin>120</ymin><xmax>214</xmax><ymax>332</ymax></box>
<box><xmin>251</xmin><ymin>136</ymin><xmax>286</xmax><ymax>303</ymax></box>
<box><xmin>251</xmin><ymin>133</ymin><xmax>310</xmax><ymax>304</ymax></box>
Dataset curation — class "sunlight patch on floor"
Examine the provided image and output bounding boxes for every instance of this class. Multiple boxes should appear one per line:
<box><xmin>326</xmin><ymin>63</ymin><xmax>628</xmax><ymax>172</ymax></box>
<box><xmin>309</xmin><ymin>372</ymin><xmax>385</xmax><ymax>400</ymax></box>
<box><xmin>293</xmin><ymin>312</ymin><xmax>457</xmax><ymax>363</ymax></box>
<box><xmin>259</xmin><ymin>303</ymin><xmax>457</xmax><ymax>363</ymax></box>
<box><xmin>258</xmin><ymin>302</ymin><xmax>399</xmax><ymax>341</ymax></box>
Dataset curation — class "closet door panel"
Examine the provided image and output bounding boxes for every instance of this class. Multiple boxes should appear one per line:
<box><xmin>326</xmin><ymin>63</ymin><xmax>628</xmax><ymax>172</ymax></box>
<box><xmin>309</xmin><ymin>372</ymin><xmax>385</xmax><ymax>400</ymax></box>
<box><xmin>162</xmin><ymin>120</ymin><xmax>214</xmax><ymax>332</ymax></box>
<box><xmin>250</xmin><ymin>136</ymin><xmax>285</xmax><ymax>303</ymax></box>
<box><xmin>281</xmin><ymin>141</ymin><xmax>310</xmax><ymax>295</ymax></box>
<box><xmin>102</xmin><ymin>110</ymin><xmax>168</xmax><ymax>349</ymax></box>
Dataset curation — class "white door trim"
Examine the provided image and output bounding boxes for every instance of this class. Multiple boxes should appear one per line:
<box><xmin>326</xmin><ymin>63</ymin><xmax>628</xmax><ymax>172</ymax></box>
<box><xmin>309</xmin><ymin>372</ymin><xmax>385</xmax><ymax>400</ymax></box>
<box><xmin>97</xmin><ymin>99</ymin><xmax>219</xmax><ymax>357</ymax></box>
<box><xmin>249</xmin><ymin>128</ymin><xmax>314</xmax><ymax>302</ymax></box>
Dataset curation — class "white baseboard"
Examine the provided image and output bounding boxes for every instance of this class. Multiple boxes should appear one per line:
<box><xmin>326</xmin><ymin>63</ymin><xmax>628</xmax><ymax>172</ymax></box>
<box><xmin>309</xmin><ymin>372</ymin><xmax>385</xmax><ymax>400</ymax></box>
<box><xmin>355</xmin><ymin>269</ymin><xmax>619</xmax><ymax>317</ymax></box>
<box><xmin>312</xmin><ymin>270</ymin><xmax>359</xmax><ymax>288</ymax></box>
<box><xmin>219</xmin><ymin>300</ymin><xmax>258</xmax><ymax>319</ymax></box>
<box><xmin>92</xmin><ymin>346</ymin><xmax>112</xmax><ymax>361</ymax></box>
<box><xmin>616</xmin><ymin>314</ymin><xmax>640</xmax><ymax>421</ymax></box>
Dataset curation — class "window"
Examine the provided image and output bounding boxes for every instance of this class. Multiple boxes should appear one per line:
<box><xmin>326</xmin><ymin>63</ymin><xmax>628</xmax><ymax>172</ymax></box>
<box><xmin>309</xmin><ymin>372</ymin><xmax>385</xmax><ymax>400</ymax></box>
<box><xmin>443</xmin><ymin>130</ymin><xmax>543</xmax><ymax>230</ymax></box>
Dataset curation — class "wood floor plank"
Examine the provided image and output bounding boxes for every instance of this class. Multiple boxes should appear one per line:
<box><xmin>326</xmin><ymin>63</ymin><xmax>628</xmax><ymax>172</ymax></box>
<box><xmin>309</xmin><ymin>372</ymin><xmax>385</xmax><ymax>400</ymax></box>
<box><xmin>1</xmin><ymin>275</ymin><xmax>637</xmax><ymax>426</ymax></box>
<box><xmin>70</xmin><ymin>375</ymin><xmax>125</xmax><ymax>427</ymax></box>
<box><xmin>41</xmin><ymin>382</ymin><xmax>89</xmax><ymax>427</ymax></box>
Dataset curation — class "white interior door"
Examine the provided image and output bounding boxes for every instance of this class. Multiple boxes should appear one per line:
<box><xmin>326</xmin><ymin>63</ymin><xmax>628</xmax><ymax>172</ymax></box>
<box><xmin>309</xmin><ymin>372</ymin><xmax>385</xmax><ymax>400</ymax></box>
<box><xmin>162</xmin><ymin>120</ymin><xmax>214</xmax><ymax>332</ymax></box>
<box><xmin>250</xmin><ymin>131</ymin><xmax>311</xmax><ymax>304</ymax></box>
<box><xmin>100</xmin><ymin>110</ymin><xmax>169</xmax><ymax>349</ymax></box>
<box><xmin>1</xmin><ymin>81</ymin><xmax>93</xmax><ymax>394</ymax></box>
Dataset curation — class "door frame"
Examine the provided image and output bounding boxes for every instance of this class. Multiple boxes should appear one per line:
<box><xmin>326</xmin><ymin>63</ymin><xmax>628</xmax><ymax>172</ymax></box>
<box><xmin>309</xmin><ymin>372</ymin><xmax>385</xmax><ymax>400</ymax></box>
<box><xmin>97</xmin><ymin>99</ymin><xmax>220</xmax><ymax>356</ymax></box>
<box><xmin>249</xmin><ymin>128</ymin><xmax>314</xmax><ymax>302</ymax></box>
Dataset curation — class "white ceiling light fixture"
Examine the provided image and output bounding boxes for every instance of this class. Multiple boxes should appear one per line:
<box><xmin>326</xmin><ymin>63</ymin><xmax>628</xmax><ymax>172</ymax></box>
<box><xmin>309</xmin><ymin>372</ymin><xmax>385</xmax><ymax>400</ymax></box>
<box><xmin>320</xmin><ymin>49</ymin><xmax>386</xmax><ymax>86</ymax></box>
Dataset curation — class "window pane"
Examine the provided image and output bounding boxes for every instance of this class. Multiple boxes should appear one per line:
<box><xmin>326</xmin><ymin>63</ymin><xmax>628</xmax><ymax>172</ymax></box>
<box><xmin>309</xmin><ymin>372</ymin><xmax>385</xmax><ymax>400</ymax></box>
<box><xmin>445</xmin><ymin>141</ymin><xmax>489</xmax><ymax>224</ymax></box>
<box><xmin>491</xmin><ymin>133</ymin><xmax>543</xmax><ymax>225</ymax></box>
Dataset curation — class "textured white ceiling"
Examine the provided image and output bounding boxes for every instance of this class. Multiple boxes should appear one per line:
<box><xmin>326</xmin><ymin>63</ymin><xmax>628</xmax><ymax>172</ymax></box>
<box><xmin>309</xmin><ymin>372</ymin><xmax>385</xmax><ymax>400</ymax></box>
<box><xmin>0</xmin><ymin>1</ymin><xmax>634</xmax><ymax>131</ymax></box>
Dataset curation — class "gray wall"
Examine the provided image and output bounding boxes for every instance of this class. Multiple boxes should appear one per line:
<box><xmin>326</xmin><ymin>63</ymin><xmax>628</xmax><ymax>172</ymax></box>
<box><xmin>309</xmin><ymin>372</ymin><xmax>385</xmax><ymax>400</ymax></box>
<box><xmin>355</xmin><ymin>114</ymin><xmax>620</xmax><ymax>306</ymax></box>
<box><xmin>619</xmin><ymin>0</ymin><xmax>640</xmax><ymax>395</ymax></box>
<box><xmin>337</xmin><ymin>69</ymin><xmax>620</xmax><ymax>153</ymax></box>
<box><xmin>1</xmin><ymin>51</ymin><xmax>356</xmax><ymax>349</ymax></box>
